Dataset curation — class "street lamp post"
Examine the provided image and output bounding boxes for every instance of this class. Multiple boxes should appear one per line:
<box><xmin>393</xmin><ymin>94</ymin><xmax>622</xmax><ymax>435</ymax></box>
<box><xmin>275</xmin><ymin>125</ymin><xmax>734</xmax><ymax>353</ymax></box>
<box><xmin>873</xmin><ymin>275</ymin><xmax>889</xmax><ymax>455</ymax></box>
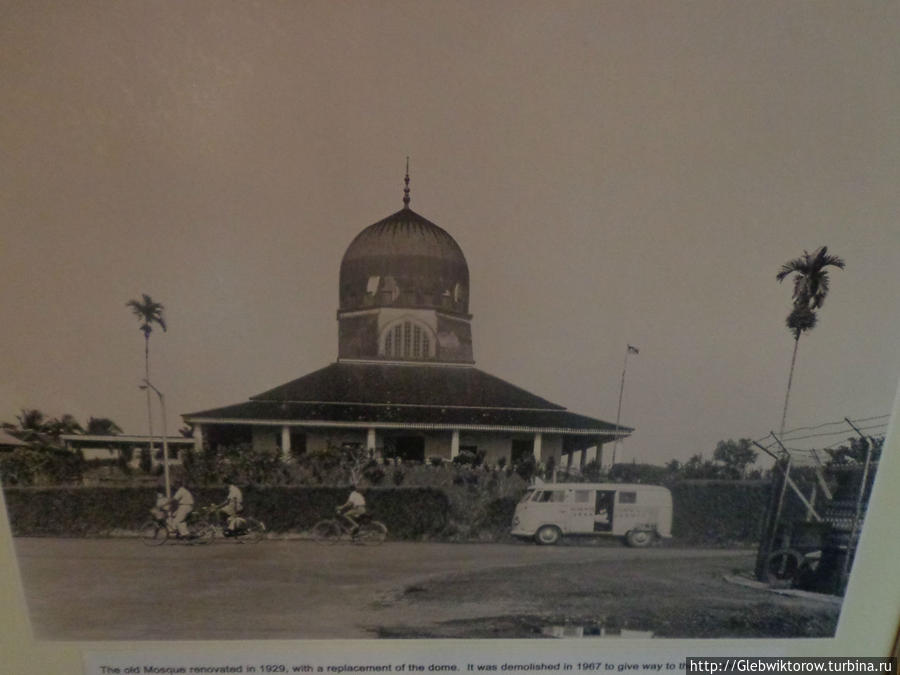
<box><xmin>141</xmin><ymin>379</ymin><xmax>171</xmax><ymax>500</ymax></box>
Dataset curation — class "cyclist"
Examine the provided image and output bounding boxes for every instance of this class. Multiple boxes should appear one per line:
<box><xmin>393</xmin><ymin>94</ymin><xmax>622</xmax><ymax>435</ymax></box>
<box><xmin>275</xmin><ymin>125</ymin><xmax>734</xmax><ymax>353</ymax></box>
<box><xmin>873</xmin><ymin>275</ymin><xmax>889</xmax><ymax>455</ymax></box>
<box><xmin>216</xmin><ymin>476</ymin><xmax>244</xmax><ymax>535</ymax></box>
<box><xmin>149</xmin><ymin>489</ymin><xmax>170</xmax><ymax>524</ymax></box>
<box><xmin>337</xmin><ymin>483</ymin><xmax>366</xmax><ymax>536</ymax></box>
<box><xmin>170</xmin><ymin>479</ymin><xmax>195</xmax><ymax>538</ymax></box>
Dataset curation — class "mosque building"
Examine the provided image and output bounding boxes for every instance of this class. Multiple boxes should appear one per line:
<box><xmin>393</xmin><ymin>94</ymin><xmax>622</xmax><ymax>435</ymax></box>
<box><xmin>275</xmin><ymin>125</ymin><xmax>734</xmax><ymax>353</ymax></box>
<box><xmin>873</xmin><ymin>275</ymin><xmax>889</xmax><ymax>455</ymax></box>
<box><xmin>182</xmin><ymin>173</ymin><xmax>630</xmax><ymax>470</ymax></box>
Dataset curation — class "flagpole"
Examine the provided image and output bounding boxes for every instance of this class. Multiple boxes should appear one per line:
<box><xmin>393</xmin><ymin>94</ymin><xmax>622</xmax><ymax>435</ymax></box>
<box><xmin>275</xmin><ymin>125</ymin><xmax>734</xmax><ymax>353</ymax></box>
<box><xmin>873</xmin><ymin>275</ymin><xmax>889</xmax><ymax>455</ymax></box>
<box><xmin>611</xmin><ymin>345</ymin><xmax>637</xmax><ymax>468</ymax></box>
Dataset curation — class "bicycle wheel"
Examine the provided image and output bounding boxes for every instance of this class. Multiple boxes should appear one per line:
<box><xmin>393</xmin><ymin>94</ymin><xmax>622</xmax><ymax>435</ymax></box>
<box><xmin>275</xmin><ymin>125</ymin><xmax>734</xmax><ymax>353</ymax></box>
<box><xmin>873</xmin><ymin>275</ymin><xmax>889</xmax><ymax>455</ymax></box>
<box><xmin>765</xmin><ymin>548</ymin><xmax>803</xmax><ymax>585</ymax></box>
<box><xmin>141</xmin><ymin>520</ymin><xmax>168</xmax><ymax>547</ymax></box>
<box><xmin>356</xmin><ymin>520</ymin><xmax>387</xmax><ymax>546</ymax></box>
<box><xmin>235</xmin><ymin>517</ymin><xmax>266</xmax><ymax>544</ymax></box>
<box><xmin>311</xmin><ymin>519</ymin><xmax>341</xmax><ymax>545</ymax></box>
<box><xmin>190</xmin><ymin>524</ymin><xmax>216</xmax><ymax>545</ymax></box>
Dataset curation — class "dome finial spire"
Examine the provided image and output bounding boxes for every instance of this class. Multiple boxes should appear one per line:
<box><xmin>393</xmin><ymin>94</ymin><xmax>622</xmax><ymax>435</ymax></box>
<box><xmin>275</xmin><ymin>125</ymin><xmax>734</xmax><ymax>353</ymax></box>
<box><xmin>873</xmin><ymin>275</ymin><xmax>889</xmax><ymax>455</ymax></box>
<box><xmin>403</xmin><ymin>156</ymin><xmax>411</xmax><ymax>208</ymax></box>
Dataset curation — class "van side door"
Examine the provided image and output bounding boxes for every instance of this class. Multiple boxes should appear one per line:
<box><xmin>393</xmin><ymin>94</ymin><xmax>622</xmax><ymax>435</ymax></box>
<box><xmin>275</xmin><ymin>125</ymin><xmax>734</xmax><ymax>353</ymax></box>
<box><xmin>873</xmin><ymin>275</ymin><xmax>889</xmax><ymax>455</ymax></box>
<box><xmin>594</xmin><ymin>490</ymin><xmax>615</xmax><ymax>532</ymax></box>
<box><xmin>568</xmin><ymin>488</ymin><xmax>595</xmax><ymax>533</ymax></box>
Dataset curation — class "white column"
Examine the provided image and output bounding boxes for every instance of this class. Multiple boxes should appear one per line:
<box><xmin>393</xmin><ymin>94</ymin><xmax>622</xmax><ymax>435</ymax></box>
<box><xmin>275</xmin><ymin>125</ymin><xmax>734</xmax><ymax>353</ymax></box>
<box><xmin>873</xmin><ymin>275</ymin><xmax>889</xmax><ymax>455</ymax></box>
<box><xmin>281</xmin><ymin>426</ymin><xmax>291</xmax><ymax>459</ymax></box>
<box><xmin>450</xmin><ymin>430</ymin><xmax>460</xmax><ymax>459</ymax></box>
<box><xmin>367</xmin><ymin>428</ymin><xmax>377</xmax><ymax>453</ymax></box>
<box><xmin>192</xmin><ymin>423</ymin><xmax>204</xmax><ymax>452</ymax></box>
<box><xmin>533</xmin><ymin>432</ymin><xmax>542</xmax><ymax>462</ymax></box>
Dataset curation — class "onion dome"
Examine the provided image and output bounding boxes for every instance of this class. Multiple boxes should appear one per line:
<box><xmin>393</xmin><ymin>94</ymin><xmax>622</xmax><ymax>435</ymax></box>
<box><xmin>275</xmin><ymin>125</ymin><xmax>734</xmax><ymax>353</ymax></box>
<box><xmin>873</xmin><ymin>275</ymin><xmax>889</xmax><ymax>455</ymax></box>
<box><xmin>339</xmin><ymin>207</ymin><xmax>470</xmax><ymax>315</ymax></box>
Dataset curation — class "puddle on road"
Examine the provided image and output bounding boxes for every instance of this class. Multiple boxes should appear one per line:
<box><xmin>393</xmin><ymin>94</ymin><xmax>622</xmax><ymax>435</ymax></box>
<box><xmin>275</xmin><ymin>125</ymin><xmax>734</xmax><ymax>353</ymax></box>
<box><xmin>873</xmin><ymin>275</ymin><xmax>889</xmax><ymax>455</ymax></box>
<box><xmin>542</xmin><ymin>623</ymin><xmax>654</xmax><ymax>639</ymax></box>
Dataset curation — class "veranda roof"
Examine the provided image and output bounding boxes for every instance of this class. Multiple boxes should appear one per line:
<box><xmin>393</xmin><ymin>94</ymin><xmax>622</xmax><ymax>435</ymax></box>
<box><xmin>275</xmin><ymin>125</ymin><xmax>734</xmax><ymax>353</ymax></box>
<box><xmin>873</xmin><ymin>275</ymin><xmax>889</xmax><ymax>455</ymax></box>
<box><xmin>184</xmin><ymin>362</ymin><xmax>629</xmax><ymax>437</ymax></box>
<box><xmin>0</xmin><ymin>429</ymin><xmax>27</xmax><ymax>447</ymax></box>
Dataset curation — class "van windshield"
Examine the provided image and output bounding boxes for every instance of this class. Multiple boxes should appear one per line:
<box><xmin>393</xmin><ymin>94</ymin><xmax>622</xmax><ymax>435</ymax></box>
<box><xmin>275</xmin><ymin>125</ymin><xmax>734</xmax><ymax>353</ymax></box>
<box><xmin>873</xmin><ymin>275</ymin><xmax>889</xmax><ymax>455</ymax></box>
<box><xmin>518</xmin><ymin>490</ymin><xmax>535</xmax><ymax>504</ymax></box>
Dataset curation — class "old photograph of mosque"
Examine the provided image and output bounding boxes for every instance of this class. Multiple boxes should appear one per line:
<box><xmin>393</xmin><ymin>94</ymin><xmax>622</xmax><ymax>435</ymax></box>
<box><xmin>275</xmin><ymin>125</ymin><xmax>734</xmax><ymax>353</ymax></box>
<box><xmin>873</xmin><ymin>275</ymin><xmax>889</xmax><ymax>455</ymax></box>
<box><xmin>3</xmin><ymin>2</ymin><xmax>899</xmax><ymax>644</ymax></box>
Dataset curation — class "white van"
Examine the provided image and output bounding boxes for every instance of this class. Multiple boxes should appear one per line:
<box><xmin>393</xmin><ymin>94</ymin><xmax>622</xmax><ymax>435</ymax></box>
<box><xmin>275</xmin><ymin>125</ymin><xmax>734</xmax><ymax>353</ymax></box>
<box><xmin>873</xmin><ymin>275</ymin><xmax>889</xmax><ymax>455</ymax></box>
<box><xmin>510</xmin><ymin>482</ymin><xmax>673</xmax><ymax>547</ymax></box>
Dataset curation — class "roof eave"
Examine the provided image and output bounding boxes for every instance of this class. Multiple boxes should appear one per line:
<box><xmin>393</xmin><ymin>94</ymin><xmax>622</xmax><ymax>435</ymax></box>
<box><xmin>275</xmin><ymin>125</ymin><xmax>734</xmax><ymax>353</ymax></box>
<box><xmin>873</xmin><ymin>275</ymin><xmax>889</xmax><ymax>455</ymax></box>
<box><xmin>181</xmin><ymin>415</ymin><xmax>632</xmax><ymax>437</ymax></box>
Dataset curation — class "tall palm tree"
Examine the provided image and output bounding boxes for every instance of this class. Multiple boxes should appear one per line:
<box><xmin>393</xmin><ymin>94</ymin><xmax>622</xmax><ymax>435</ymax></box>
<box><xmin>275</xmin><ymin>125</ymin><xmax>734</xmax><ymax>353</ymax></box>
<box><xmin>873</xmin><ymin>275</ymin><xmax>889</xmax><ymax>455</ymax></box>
<box><xmin>776</xmin><ymin>246</ymin><xmax>845</xmax><ymax>435</ymax></box>
<box><xmin>127</xmin><ymin>294</ymin><xmax>167</xmax><ymax>380</ymax></box>
<box><xmin>127</xmin><ymin>294</ymin><xmax>167</xmax><ymax>454</ymax></box>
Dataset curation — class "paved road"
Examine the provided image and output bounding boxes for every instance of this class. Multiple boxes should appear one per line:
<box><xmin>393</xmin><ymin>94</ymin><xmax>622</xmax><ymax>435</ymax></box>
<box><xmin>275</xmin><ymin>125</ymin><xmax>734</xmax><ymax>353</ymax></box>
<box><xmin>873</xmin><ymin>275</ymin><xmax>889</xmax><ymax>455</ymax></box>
<box><xmin>13</xmin><ymin>537</ymin><xmax>750</xmax><ymax>640</ymax></box>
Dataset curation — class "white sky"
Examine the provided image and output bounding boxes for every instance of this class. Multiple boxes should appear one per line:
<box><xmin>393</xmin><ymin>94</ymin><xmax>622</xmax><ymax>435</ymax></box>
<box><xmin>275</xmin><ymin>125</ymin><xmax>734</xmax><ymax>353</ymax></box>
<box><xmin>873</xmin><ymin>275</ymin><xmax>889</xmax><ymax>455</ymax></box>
<box><xmin>2</xmin><ymin>2</ymin><xmax>899</xmax><ymax>465</ymax></box>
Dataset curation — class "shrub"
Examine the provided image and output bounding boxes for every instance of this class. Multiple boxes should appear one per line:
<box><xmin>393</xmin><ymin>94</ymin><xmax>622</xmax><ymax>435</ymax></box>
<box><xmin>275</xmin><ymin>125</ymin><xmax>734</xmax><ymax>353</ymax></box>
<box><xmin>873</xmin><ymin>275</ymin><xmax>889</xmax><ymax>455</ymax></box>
<box><xmin>670</xmin><ymin>480</ymin><xmax>771</xmax><ymax>545</ymax></box>
<box><xmin>514</xmin><ymin>455</ymin><xmax>537</xmax><ymax>481</ymax></box>
<box><xmin>452</xmin><ymin>449</ymin><xmax>484</xmax><ymax>467</ymax></box>
<box><xmin>582</xmin><ymin>459</ymin><xmax>603</xmax><ymax>482</ymax></box>
<box><xmin>0</xmin><ymin>447</ymin><xmax>83</xmax><ymax>486</ymax></box>
<box><xmin>473</xmin><ymin>496</ymin><xmax>519</xmax><ymax>538</ymax></box>
<box><xmin>2</xmin><ymin>485</ymin><xmax>450</xmax><ymax>540</ymax></box>
<box><xmin>362</xmin><ymin>464</ymin><xmax>386</xmax><ymax>485</ymax></box>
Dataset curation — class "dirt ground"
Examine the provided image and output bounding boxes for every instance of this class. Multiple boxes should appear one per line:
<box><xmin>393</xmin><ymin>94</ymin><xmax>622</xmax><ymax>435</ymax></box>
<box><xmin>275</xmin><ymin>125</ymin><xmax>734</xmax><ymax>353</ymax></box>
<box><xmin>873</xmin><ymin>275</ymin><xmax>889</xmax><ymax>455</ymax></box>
<box><xmin>373</xmin><ymin>552</ymin><xmax>840</xmax><ymax>639</ymax></box>
<box><xmin>12</xmin><ymin>538</ymin><xmax>840</xmax><ymax>640</ymax></box>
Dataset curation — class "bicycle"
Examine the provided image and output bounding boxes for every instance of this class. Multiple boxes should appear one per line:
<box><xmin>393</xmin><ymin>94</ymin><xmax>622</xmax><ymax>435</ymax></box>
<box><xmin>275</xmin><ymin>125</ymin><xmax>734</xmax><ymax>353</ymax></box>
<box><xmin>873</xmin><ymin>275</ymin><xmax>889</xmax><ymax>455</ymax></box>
<box><xmin>205</xmin><ymin>504</ymin><xmax>267</xmax><ymax>544</ymax></box>
<box><xmin>140</xmin><ymin>506</ymin><xmax>216</xmax><ymax>547</ymax></box>
<box><xmin>311</xmin><ymin>511</ymin><xmax>388</xmax><ymax>545</ymax></box>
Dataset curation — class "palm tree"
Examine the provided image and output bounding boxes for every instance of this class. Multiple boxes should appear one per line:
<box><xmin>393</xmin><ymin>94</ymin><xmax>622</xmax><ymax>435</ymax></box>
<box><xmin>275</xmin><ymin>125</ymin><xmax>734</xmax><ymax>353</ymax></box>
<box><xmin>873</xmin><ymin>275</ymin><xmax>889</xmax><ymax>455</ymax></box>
<box><xmin>45</xmin><ymin>414</ymin><xmax>84</xmax><ymax>438</ymax></box>
<box><xmin>776</xmin><ymin>246</ymin><xmax>845</xmax><ymax>435</ymax></box>
<box><xmin>127</xmin><ymin>294</ymin><xmax>167</xmax><ymax>379</ymax></box>
<box><xmin>127</xmin><ymin>294</ymin><xmax>167</xmax><ymax>456</ymax></box>
<box><xmin>8</xmin><ymin>408</ymin><xmax>48</xmax><ymax>443</ymax></box>
<box><xmin>86</xmin><ymin>417</ymin><xmax>124</xmax><ymax>435</ymax></box>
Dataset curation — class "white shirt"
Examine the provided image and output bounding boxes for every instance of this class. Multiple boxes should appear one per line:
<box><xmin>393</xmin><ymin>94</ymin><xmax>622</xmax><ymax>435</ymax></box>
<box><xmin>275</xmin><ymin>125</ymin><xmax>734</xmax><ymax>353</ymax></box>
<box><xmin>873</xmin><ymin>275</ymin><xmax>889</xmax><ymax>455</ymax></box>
<box><xmin>173</xmin><ymin>486</ymin><xmax>194</xmax><ymax>507</ymax></box>
<box><xmin>346</xmin><ymin>490</ymin><xmax>365</xmax><ymax>508</ymax></box>
<box><xmin>226</xmin><ymin>484</ymin><xmax>243</xmax><ymax>508</ymax></box>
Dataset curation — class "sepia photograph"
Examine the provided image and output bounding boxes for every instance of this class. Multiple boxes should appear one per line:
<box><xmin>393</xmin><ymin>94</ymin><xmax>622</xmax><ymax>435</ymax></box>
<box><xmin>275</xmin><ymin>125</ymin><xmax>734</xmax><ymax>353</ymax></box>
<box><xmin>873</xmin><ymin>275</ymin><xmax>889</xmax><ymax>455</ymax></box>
<box><xmin>1</xmin><ymin>0</ymin><xmax>899</xmax><ymax>660</ymax></box>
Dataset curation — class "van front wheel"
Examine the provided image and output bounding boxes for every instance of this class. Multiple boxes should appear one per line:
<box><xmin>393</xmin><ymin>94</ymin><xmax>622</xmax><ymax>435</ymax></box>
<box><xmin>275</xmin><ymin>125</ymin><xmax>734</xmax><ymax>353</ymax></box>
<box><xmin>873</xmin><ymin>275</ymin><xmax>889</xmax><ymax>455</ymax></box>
<box><xmin>625</xmin><ymin>529</ymin><xmax>655</xmax><ymax>548</ymax></box>
<box><xmin>535</xmin><ymin>525</ymin><xmax>562</xmax><ymax>546</ymax></box>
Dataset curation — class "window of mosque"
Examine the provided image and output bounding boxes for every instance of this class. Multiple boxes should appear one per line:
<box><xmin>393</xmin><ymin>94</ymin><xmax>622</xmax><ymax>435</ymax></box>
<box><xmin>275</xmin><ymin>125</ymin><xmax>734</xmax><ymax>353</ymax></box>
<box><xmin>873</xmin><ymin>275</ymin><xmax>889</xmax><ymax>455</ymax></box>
<box><xmin>453</xmin><ymin>282</ymin><xmax>466</xmax><ymax>303</ymax></box>
<box><xmin>382</xmin><ymin>320</ymin><xmax>433</xmax><ymax>359</ymax></box>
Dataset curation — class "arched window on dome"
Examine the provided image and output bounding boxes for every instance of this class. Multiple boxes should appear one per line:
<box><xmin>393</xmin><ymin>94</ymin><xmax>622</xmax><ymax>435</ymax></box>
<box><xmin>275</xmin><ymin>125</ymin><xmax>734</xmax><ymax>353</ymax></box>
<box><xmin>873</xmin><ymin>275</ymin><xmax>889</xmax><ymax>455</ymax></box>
<box><xmin>381</xmin><ymin>319</ymin><xmax>435</xmax><ymax>360</ymax></box>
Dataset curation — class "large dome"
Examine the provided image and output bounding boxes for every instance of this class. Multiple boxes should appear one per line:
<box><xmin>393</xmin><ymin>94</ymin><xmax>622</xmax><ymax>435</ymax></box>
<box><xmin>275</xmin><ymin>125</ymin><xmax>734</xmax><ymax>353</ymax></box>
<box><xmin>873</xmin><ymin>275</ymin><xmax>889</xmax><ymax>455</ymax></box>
<box><xmin>339</xmin><ymin>207</ymin><xmax>470</xmax><ymax>315</ymax></box>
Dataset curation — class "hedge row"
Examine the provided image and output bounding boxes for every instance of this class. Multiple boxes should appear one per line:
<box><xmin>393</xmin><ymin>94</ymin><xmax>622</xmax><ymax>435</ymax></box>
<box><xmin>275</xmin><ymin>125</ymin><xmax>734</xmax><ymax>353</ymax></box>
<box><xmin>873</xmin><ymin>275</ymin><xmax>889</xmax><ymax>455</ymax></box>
<box><xmin>1</xmin><ymin>486</ymin><xmax>449</xmax><ymax>540</ymax></box>
<box><xmin>669</xmin><ymin>480</ymin><xmax>771</xmax><ymax>545</ymax></box>
<box><xmin>4</xmin><ymin>481</ymin><xmax>778</xmax><ymax>545</ymax></box>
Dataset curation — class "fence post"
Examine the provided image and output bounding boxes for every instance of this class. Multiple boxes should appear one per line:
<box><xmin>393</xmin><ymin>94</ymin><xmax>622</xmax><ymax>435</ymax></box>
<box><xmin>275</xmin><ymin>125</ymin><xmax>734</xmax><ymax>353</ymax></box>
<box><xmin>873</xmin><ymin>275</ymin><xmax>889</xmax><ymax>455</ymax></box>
<box><xmin>753</xmin><ymin>438</ymin><xmax>790</xmax><ymax>581</ymax></box>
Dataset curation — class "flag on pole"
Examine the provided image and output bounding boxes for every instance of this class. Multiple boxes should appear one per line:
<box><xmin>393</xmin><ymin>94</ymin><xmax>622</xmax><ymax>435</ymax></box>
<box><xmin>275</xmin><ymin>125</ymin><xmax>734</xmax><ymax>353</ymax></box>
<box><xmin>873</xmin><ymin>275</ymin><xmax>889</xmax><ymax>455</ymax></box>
<box><xmin>627</xmin><ymin>345</ymin><xmax>640</xmax><ymax>354</ymax></box>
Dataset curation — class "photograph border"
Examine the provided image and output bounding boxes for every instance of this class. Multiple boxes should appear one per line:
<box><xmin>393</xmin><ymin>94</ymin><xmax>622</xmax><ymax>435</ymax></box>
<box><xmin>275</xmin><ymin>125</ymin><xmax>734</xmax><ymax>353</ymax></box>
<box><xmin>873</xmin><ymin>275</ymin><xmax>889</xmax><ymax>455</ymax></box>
<box><xmin>1</xmin><ymin>383</ymin><xmax>898</xmax><ymax>673</ymax></box>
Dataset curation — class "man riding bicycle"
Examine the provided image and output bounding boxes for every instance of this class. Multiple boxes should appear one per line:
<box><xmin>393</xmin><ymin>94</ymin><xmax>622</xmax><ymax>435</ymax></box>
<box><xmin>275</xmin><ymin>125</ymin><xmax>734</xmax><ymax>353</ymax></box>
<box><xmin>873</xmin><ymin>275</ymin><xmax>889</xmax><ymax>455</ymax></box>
<box><xmin>150</xmin><ymin>489</ymin><xmax>170</xmax><ymax>523</ymax></box>
<box><xmin>170</xmin><ymin>479</ymin><xmax>195</xmax><ymax>538</ymax></box>
<box><xmin>337</xmin><ymin>484</ymin><xmax>366</xmax><ymax>536</ymax></box>
<box><xmin>215</xmin><ymin>477</ymin><xmax>244</xmax><ymax>535</ymax></box>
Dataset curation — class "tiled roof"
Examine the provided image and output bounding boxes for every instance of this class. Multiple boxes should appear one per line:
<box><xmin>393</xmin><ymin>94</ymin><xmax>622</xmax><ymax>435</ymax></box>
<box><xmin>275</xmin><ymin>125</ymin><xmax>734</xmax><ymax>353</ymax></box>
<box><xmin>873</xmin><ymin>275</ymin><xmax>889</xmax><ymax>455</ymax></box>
<box><xmin>0</xmin><ymin>429</ymin><xmax>27</xmax><ymax>447</ymax></box>
<box><xmin>250</xmin><ymin>362</ymin><xmax>565</xmax><ymax>409</ymax></box>
<box><xmin>185</xmin><ymin>400</ymin><xmax>625</xmax><ymax>434</ymax></box>
<box><xmin>183</xmin><ymin>362</ymin><xmax>629</xmax><ymax>436</ymax></box>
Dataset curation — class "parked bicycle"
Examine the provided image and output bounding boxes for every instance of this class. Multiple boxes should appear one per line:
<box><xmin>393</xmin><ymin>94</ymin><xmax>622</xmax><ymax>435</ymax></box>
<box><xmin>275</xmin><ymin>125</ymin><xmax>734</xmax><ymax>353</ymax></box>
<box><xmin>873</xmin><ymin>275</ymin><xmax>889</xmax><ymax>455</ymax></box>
<box><xmin>141</xmin><ymin>505</ymin><xmax>217</xmax><ymax>546</ymax></box>
<box><xmin>311</xmin><ymin>512</ymin><xmax>388</xmax><ymax>545</ymax></box>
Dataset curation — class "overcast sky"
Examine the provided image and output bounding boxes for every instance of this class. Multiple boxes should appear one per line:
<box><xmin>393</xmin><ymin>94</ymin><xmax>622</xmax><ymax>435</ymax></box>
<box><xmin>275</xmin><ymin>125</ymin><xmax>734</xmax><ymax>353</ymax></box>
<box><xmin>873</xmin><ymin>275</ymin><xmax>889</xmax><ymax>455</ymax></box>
<box><xmin>2</xmin><ymin>2</ymin><xmax>899</xmax><ymax>465</ymax></box>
